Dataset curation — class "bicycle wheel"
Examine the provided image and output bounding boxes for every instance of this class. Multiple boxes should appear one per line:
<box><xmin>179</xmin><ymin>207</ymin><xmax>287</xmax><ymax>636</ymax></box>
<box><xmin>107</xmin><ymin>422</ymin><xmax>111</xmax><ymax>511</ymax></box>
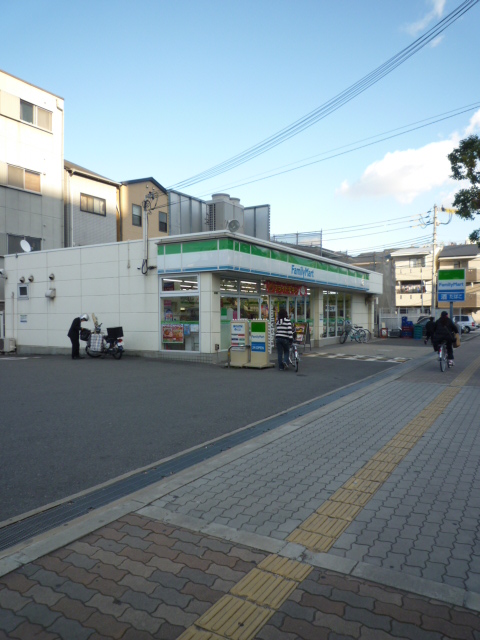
<box><xmin>362</xmin><ymin>330</ymin><xmax>371</xmax><ymax>343</ymax></box>
<box><xmin>355</xmin><ymin>330</ymin><xmax>366</xmax><ymax>343</ymax></box>
<box><xmin>340</xmin><ymin>330</ymin><xmax>348</xmax><ymax>344</ymax></box>
<box><xmin>295</xmin><ymin>353</ymin><xmax>299</xmax><ymax>372</ymax></box>
<box><xmin>439</xmin><ymin>344</ymin><xmax>447</xmax><ymax>372</ymax></box>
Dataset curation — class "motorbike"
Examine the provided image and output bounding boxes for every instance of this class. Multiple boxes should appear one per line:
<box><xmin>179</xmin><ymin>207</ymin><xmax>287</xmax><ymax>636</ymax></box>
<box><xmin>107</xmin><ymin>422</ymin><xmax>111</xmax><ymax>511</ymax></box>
<box><xmin>81</xmin><ymin>314</ymin><xmax>124</xmax><ymax>359</ymax></box>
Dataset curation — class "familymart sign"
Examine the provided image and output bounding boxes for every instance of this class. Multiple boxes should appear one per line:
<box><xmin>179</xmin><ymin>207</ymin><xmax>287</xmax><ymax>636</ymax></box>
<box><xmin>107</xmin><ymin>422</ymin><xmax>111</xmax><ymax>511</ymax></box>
<box><xmin>437</xmin><ymin>269</ymin><xmax>466</xmax><ymax>303</ymax></box>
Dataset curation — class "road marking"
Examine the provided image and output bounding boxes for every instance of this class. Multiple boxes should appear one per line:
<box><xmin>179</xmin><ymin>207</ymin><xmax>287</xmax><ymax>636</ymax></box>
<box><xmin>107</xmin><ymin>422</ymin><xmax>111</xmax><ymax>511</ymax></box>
<box><xmin>303</xmin><ymin>352</ymin><xmax>410</xmax><ymax>363</ymax></box>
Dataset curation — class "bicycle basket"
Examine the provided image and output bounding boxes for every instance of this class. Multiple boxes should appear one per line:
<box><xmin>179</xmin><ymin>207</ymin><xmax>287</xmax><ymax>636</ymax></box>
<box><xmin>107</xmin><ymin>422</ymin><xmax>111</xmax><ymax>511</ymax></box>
<box><xmin>80</xmin><ymin>328</ymin><xmax>91</xmax><ymax>341</ymax></box>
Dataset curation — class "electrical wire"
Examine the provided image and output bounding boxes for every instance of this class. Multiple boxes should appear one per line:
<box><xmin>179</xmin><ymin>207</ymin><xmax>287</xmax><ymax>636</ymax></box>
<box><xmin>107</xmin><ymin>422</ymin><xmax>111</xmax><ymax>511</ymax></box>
<box><xmin>198</xmin><ymin>103</ymin><xmax>480</xmax><ymax>194</ymax></box>
<box><xmin>201</xmin><ymin>102</ymin><xmax>480</xmax><ymax>194</ymax></box>
<box><xmin>171</xmin><ymin>0</ymin><xmax>479</xmax><ymax>190</ymax></box>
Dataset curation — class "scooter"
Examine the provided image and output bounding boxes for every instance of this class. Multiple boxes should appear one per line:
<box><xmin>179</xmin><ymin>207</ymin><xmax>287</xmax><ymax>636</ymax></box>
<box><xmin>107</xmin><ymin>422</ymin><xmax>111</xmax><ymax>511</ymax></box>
<box><xmin>81</xmin><ymin>314</ymin><xmax>124</xmax><ymax>359</ymax></box>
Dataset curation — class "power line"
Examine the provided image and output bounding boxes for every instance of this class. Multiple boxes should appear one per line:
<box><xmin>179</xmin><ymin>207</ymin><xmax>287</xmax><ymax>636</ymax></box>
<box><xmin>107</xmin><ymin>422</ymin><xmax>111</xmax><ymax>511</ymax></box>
<box><xmin>197</xmin><ymin>103</ymin><xmax>480</xmax><ymax>194</ymax></box>
<box><xmin>171</xmin><ymin>0</ymin><xmax>479</xmax><ymax>190</ymax></box>
<box><xmin>201</xmin><ymin>102</ymin><xmax>480</xmax><ymax>194</ymax></box>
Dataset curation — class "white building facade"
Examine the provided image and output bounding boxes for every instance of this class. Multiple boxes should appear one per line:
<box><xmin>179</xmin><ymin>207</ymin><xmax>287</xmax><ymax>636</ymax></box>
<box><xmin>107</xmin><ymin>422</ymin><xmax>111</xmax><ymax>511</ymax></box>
<box><xmin>3</xmin><ymin>231</ymin><xmax>382</xmax><ymax>359</ymax></box>
<box><xmin>0</xmin><ymin>70</ymin><xmax>65</xmax><ymax>313</ymax></box>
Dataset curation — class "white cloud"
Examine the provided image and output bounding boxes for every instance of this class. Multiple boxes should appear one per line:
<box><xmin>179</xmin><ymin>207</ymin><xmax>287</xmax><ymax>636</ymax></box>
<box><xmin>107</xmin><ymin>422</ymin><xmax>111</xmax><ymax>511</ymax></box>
<box><xmin>337</xmin><ymin>138</ymin><xmax>457</xmax><ymax>204</ymax></box>
<box><xmin>465</xmin><ymin>109</ymin><xmax>480</xmax><ymax>135</ymax></box>
<box><xmin>405</xmin><ymin>0</ymin><xmax>446</xmax><ymax>36</ymax></box>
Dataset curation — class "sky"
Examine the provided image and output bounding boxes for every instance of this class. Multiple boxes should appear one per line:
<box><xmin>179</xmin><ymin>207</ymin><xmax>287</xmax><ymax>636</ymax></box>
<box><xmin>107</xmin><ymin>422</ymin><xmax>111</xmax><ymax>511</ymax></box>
<box><xmin>2</xmin><ymin>0</ymin><xmax>480</xmax><ymax>255</ymax></box>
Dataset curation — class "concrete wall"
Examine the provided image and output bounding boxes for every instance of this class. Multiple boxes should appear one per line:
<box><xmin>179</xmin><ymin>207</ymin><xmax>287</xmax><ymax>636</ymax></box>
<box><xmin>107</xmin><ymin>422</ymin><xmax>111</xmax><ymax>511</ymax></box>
<box><xmin>4</xmin><ymin>239</ymin><xmax>160</xmax><ymax>354</ymax></box>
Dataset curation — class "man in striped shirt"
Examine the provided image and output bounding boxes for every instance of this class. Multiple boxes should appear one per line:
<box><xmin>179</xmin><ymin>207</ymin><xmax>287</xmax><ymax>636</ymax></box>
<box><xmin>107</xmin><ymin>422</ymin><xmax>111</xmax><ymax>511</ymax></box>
<box><xmin>275</xmin><ymin>309</ymin><xmax>294</xmax><ymax>370</ymax></box>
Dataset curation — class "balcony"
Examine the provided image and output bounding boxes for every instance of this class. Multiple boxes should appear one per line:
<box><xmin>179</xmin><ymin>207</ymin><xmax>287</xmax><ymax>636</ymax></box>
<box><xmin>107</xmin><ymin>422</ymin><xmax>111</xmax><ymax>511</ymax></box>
<box><xmin>466</xmin><ymin>268</ymin><xmax>480</xmax><ymax>283</ymax></box>
<box><xmin>395</xmin><ymin>293</ymin><xmax>429</xmax><ymax>306</ymax></box>
<box><xmin>395</xmin><ymin>267</ymin><xmax>430</xmax><ymax>280</ymax></box>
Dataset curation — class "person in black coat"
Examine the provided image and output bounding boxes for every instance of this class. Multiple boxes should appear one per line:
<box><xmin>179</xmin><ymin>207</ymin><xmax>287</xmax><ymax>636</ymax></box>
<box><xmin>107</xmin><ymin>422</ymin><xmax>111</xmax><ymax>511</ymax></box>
<box><xmin>424</xmin><ymin>316</ymin><xmax>435</xmax><ymax>345</ymax></box>
<box><xmin>432</xmin><ymin>311</ymin><xmax>459</xmax><ymax>365</ymax></box>
<box><xmin>67</xmin><ymin>314</ymin><xmax>89</xmax><ymax>359</ymax></box>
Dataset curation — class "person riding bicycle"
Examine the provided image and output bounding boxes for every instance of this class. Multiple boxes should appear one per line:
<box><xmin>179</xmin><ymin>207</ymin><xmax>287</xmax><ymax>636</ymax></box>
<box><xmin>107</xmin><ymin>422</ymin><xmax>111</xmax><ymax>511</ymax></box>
<box><xmin>275</xmin><ymin>308</ymin><xmax>293</xmax><ymax>370</ymax></box>
<box><xmin>432</xmin><ymin>311</ymin><xmax>459</xmax><ymax>367</ymax></box>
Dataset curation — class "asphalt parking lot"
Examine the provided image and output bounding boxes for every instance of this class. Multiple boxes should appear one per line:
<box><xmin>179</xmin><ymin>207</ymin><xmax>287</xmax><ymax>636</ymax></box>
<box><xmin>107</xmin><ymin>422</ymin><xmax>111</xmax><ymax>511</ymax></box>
<box><xmin>4</xmin><ymin>334</ymin><xmax>476</xmax><ymax>523</ymax></box>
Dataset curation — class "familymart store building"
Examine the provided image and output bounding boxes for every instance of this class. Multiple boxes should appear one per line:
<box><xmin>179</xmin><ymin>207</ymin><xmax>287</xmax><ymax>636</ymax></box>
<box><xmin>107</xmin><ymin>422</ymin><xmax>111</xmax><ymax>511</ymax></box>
<box><xmin>157</xmin><ymin>231</ymin><xmax>382</xmax><ymax>358</ymax></box>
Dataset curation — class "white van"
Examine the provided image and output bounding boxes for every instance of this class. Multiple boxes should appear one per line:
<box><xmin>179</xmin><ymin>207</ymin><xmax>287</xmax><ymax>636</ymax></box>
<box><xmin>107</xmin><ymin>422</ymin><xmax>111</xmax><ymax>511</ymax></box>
<box><xmin>453</xmin><ymin>315</ymin><xmax>476</xmax><ymax>333</ymax></box>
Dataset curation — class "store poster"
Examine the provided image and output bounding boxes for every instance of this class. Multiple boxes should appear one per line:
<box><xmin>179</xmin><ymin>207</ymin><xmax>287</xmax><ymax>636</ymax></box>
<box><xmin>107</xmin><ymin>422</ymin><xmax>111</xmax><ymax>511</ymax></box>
<box><xmin>231</xmin><ymin>322</ymin><xmax>246</xmax><ymax>350</ymax></box>
<box><xmin>162</xmin><ymin>324</ymin><xmax>184</xmax><ymax>343</ymax></box>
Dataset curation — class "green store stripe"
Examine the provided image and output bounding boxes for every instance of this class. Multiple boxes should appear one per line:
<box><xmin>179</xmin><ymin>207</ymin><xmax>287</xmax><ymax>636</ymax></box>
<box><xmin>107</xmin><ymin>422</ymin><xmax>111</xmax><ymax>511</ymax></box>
<box><xmin>157</xmin><ymin>238</ymin><xmax>369</xmax><ymax>279</ymax></box>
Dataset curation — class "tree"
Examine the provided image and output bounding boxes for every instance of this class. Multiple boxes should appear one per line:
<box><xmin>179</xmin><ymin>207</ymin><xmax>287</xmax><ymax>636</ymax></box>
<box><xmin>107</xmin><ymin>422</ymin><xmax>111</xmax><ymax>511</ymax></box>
<box><xmin>448</xmin><ymin>135</ymin><xmax>480</xmax><ymax>243</ymax></box>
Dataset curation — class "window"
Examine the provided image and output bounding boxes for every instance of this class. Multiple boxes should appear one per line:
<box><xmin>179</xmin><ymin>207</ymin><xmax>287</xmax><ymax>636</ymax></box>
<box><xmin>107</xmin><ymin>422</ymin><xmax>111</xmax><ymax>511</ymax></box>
<box><xmin>159</xmin><ymin>212</ymin><xmax>167</xmax><ymax>232</ymax></box>
<box><xmin>409</xmin><ymin>257</ymin><xmax>425</xmax><ymax>268</ymax></box>
<box><xmin>453</xmin><ymin>262</ymin><xmax>461</xmax><ymax>269</ymax></box>
<box><xmin>162</xmin><ymin>276</ymin><xmax>198</xmax><ymax>292</ymax></box>
<box><xmin>8</xmin><ymin>234</ymin><xmax>42</xmax><ymax>253</ymax></box>
<box><xmin>132</xmin><ymin>204</ymin><xmax>142</xmax><ymax>227</ymax></box>
<box><xmin>80</xmin><ymin>194</ymin><xmax>106</xmax><ymax>216</ymax></box>
<box><xmin>7</xmin><ymin>165</ymin><xmax>41</xmax><ymax>192</ymax></box>
<box><xmin>20</xmin><ymin>99</ymin><xmax>52</xmax><ymax>131</ymax></box>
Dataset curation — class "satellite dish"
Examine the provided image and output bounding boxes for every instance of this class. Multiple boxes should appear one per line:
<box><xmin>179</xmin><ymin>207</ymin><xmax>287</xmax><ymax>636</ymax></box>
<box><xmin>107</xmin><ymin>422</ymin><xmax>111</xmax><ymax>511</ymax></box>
<box><xmin>20</xmin><ymin>239</ymin><xmax>32</xmax><ymax>253</ymax></box>
<box><xmin>227</xmin><ymin>219</ymin><xmax>241</xmax><ymax>233</ymax></box>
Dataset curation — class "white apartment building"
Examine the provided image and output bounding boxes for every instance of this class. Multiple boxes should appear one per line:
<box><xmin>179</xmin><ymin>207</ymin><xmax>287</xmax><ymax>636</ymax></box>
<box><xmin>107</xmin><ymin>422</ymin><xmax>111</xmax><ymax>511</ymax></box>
<box><xmin>0</xmin><ymin>69</ymin><xmax>65</xmax><ymax>314</ymax></box>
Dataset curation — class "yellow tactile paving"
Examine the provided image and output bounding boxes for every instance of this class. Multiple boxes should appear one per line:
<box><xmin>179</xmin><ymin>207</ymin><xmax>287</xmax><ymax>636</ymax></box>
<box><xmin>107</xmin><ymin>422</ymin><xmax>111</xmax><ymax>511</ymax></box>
<box><xmin>329</xmin><ymin>487</ymin><xmax>372</xmax><ymax>506</ymax></box>
<box><xmin>316</xmin><ymin>500</ymin><xmax>362</xmax><ymax>521</ymax></box>
<box><xmin>230</xmin><ymin>568</ymin><xmax>298</xmax><ymax>608</ymax></box>
<box><xmin>343</xmin><ymin>477</ymin><xmax>381</xmax><ymax>494</ymax></box>
<box><xmin>180</xmin><ymin>355</ymin><xmax>480</xmax><ymax>640</ymax></box>
<box><xmin>177</xmin><ymin>628</ymin><xmax>226</xmax><ymax>640</ymax></box>
<box><xmin>195</xmin><ymin>595</ymin><xmax>274</xmax><ymax>640</ymax></box>
<box><xmin>299</xmin><ymin>513</ymin><xmax>350</xmax><ymax>538</ymax></box>
<box><xmin>287</xmin><ymin>528</ymin><xmax>336</xmax><ymax>552</ymax></box>
<box><xmin>257</xmin><ymin>554</ymin><xmax>312</xmax><ymax>582</ymax></box>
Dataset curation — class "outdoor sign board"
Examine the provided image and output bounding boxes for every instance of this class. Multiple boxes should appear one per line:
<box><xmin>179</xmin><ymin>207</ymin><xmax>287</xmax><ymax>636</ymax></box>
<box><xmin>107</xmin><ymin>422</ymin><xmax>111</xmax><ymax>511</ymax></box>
<box><xmin>231</xmin><ymin>322</ymin><xmax>246</xmax><ymax>350</ymax></box>
<box><xmin>250</xmin><ymin>321</ymin><xmax>266</xmax><ymax>352</ymax></box>
<box><xmin>437</xmin><ymin>269</ymin><xmax>466</xmax><ymax>303</ymax></box>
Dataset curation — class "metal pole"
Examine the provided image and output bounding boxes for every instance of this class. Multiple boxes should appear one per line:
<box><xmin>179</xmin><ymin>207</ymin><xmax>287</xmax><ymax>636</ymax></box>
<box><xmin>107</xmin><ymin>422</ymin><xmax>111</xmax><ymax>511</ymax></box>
<box><xmin>320</xmin><ymin>230</ymin><xmax>323</xmax><ymax>256</ymax></box>
<box><xmin>431</xmin><ymin>205</ymin><xmax>437</xmax><ymax>316</ymax></box>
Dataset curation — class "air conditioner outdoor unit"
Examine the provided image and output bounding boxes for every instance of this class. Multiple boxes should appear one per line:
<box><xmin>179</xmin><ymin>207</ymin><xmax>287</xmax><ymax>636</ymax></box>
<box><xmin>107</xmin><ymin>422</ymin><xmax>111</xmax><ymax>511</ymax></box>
<box><xmin>0</xmin><ymin>338</ymin><xmax>16</xmax><ymax>353</ymax></box>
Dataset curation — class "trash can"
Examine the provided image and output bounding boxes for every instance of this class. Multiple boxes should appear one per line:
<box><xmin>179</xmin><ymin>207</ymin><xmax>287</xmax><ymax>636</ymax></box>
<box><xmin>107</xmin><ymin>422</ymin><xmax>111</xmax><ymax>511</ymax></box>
<box><xmin>413</xmin><ymin>325</ymin><xmax>423</xmax><ymax>340</ymax></box>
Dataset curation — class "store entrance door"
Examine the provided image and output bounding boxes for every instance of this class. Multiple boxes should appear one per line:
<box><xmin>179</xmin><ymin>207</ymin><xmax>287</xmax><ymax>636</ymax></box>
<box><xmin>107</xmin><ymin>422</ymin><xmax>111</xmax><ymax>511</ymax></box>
<box><xmin>271</xmin><ymin>296</ymin><xmax>288</xmax><ymax>323</ymax></box>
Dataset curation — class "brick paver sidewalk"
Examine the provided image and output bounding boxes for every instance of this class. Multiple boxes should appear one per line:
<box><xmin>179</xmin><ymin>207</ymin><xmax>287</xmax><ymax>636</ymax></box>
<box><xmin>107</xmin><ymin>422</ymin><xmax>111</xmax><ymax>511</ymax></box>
<box><xmin>1</xmin><ymin>514</ymin><xmax>480</xmax><ymax>639</ymax></box>
<box><xmin>1</xmin><ymin>340</ymin><xmax>480</xmax><ymax>639</ymax></box>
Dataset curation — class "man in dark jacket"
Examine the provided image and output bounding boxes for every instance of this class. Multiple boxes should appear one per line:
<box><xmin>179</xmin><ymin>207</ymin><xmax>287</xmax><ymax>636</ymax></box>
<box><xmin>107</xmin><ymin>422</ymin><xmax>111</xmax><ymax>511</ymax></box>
<box><xmin>67</xmin><ymin>314</ymin><xmax>89</xmax><ymax>359</ymax></box>
<box><xmin>424</xmin><ymin>316</ymin><xmax>435</xmax><ymax>345</ymax></box>
<box><xmin>432</xmin><ymin>311</ymin><xmax>459</xmax><ymax>366</ymax></box>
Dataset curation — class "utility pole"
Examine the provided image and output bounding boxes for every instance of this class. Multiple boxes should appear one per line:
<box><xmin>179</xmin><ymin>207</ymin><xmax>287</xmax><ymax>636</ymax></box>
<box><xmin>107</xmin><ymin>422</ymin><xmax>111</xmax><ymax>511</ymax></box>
<box><xmin>431</xmin><ymin>205</ymin><xmax>438</xmax><ymax>315</ymax></box>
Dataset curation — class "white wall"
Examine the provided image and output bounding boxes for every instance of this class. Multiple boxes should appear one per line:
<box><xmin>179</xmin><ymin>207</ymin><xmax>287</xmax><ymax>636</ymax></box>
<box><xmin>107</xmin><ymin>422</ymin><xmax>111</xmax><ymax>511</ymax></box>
<box><xmin>4</xmin><ymin>239</ymin><xmax>160</xmax><ymax>353</ymax></box>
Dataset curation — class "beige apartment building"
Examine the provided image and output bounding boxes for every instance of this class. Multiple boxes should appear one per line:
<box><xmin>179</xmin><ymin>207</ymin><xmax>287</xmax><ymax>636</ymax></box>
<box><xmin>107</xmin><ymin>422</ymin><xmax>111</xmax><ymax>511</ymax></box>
<box><xmin>391</xmin><ymin>247</ymin><xmax>436</xmax><ymax>315</ymax></box>
<box><xmin>119</xmin><ymin>178</ymin><xmax>169</xmax><ymax>242</ymax></box>
<box><xmin>437</xmin><ymin>244</ymin><xmax>480</xmax><ymax>322</ymax></box>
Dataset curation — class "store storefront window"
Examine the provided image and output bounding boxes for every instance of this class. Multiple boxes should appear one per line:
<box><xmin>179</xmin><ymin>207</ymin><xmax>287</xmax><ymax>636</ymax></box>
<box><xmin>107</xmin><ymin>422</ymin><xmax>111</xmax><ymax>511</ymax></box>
<box><xmin>220</xmin><ymin>278</ymin><xmax>238</xmax><ymax>293</ymax></box>
<box><xmin>240</xmin><ymin>280</ymin><xmax>259</xmax><ymax>295</ymax></box>
<box><xmin>240</xmin><ymin>298</ymin><xmax>259</xmax><ymax>320</ymax></box>
<box><xmin>221</xmin><ymin>297</ymin><xmax>237</xmax><ymax>350</ymax></box>
<box><xmin>162</xmin><ymin>276</ymin><xmax>198</xmax><ymax>292</ymax></box>
<box><xmin>161</xmin><ymin>276</ymin><xmax>199</xmax><ymax>351</ymax></box>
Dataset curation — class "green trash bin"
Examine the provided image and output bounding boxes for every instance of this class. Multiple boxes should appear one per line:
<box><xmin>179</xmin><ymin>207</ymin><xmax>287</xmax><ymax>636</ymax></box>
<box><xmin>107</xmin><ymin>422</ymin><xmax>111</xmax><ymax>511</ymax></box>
<box><xmin>413</xmin><ymin>324</ymin><xmax>424</xmax><ymax>340</ymax></box>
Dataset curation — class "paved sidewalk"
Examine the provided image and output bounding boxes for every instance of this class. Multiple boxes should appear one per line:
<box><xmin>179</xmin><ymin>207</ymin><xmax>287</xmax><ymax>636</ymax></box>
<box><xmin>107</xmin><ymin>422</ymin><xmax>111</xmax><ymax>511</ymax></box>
<box><xmin>1</xmin><ymin>337</ymin><xmax>480</xmax><ymax>638</ymax></box>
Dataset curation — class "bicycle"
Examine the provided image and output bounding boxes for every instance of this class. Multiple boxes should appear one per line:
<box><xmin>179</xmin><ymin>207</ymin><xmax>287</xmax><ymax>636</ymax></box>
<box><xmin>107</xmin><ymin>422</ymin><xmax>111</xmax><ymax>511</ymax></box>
<box><xmin>340</xmin><ymin>323</ymin><xmax>367</xmax><ymax>344</ymax></box>
<box><xmin>288</xmin><ymin>340</ymin><xmax>299</xmax><ymax>372</ymax></box>
<box><xmin>438</xmin><ymin>341</ymin><xmax>451</xmax><ymax>372</ymax></box>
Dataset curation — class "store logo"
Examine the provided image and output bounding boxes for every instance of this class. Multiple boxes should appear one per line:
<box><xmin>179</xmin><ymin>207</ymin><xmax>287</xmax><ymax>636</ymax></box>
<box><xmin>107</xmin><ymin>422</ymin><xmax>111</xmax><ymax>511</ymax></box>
<box><xmin>291</xmin><ymin>265</ymin><xmax>314</xmax><ymax>279</ymax></box>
